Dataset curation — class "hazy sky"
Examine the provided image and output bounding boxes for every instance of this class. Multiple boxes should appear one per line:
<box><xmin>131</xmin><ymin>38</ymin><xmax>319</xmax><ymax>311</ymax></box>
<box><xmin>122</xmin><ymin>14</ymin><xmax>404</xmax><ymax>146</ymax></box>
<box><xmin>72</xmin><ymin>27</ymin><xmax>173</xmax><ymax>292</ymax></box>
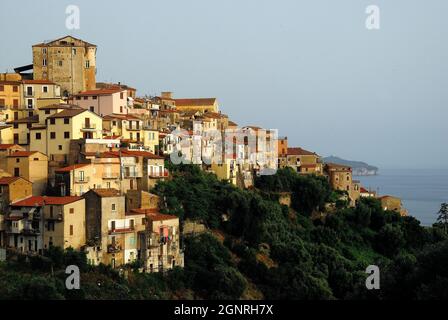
<box><xmin>1</xmin><ymin>0</ymin><xmax>447</xmax><ymax>169</ymax></box>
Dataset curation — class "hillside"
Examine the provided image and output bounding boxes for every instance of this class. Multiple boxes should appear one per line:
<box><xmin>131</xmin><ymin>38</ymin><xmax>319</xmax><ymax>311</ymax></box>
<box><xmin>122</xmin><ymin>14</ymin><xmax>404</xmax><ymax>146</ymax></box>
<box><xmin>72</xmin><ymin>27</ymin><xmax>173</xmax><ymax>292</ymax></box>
<box><xmin>323</xmin><ymin>156</ymin><xmax>378</xmax><ymax>176</ymax></box>
<box><xmin>1</xmin><ymin>165</ymin><xmax>447</xmax><ymax>300</ymax></box>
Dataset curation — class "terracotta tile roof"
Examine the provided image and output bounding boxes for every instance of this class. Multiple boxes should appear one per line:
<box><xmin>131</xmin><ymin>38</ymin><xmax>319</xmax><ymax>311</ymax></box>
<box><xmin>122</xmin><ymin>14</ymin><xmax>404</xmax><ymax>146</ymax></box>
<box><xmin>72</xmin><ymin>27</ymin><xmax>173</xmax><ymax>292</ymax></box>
<box><xmin>103</xmin><ymin>113</ymin><xmax>140</xmax><ymax>121</ymax></box>
<box><xmin>38</xmin><ymin>104</ymin><xmax>81</xmax><ymax>110</ymax></box>
<box><xmin>12</xmin><ymin>196</ymin><xmax>83</xmax><ymax>207</ymax></box>
<box><xmin>6</xmin><ymin>115</ymin><xmax>39</xmax><ymax>124</ymax></box>
<box><xmin>96</xmin><ymin>82</ymin><xmax>136</xmax><ymax>91</ymax></box>
<box><xmin>90</xmin><ymin>188</ymin><xmax>121</xmax><ymax>198</ymax></box>
<box><xmin>33</xmin><ymin>35</ymin><xmax>96</xmax><ymax>48</ymax></box>
<box><xmin>174</xmin><ymin>98</ymin><xmax>216</xmax><ymax>107</ymax></box>
<box><xmin>228</xmin><ymin>121</ymin><xmax>238</xmax><ymax>127</ymax></box>
<box><xmin>130</xmin><ymin>208</ymin><xmax>178</xmax><ymax>221</ymax></box>
<box><xmin>7</xmin><ymin>151</ymin><xmax>39</xmax><ymax>157</ymax></box>
<box><xmin>287</xmin><ymin>147</ymin><xmax>318</xmax><ymax>156</ymax></box>
<box><xmin>0</xmin><ymin>80</ymin><xmax>21</xmax><ymax>85</ymax></box>
<box><xmin>47</xmin><ymin>109</ymin><xmax>88</xmax><ymax>119</ymax></box>
<box><xmin>55</xmin><ymin>163</ymin><xmax>90</xmax><ymax>173</ymax></box>
<box><xmin>325</xmin><ymin>163</ymin><xmax>352</xmax><ymax>170</ymax></box>
<box><xmin>360</xmin><ymin>187</ymin><xmax>370</xmax><ymax>193</ymax></box>
<box><xmin>0</xmin><ymin>176</ymin><xmax>21</xmax><ymax>185</ymax></box>
<box><xmin>75</xmin><ymin>88</ymin><xmax>123</xmax><ymax>96</ymax></box>
<box><xmin>0</xmin><ymin>144</ymin><xmax>19</xmax><ymax>150</ymax></box>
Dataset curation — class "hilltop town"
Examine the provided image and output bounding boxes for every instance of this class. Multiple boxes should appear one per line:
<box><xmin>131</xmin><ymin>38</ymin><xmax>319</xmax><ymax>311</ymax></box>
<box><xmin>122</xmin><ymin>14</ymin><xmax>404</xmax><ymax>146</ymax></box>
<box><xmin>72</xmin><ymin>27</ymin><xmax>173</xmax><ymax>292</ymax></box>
<box><xmin>0</xmin><ymin>35</ymin><xmax>407</xmax><ymax>271</ymax></box>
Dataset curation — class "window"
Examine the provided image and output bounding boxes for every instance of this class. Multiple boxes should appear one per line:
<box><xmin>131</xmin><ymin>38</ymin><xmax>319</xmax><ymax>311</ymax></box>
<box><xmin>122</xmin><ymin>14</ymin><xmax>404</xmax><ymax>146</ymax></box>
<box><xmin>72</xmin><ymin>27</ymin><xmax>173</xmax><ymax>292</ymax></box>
<box><xmin>50</xmin><ymin>118</ymin><xmax>55</xmax><ymax>125</ymax></box>
<box><xmin>42</xmin><ymin>86</ymin><xmax>48</xmax><ymax>93</ymax></box>
<box><xmin>0</xmin><ymin>98</ymin><xmax>4</xmax><ymax>106</ymax></box>
<box><xmin>13</xmin><ymin>124</ymin><xmax>18</xmax><ymax>129</ymax></box>
<box><xmin>130</xmin><ymin>220</ymin><xmax>134</xmax><ymax>229</ymax></box>
<box><xmin>142</xmin><ymin>218</ymin><xmax>145</xmax><ymax>225</ymax></box>
<box><xmin>0</xmin><ymin>85</ymin><xmax>3</xmax><ymax>91</ymax></box>
<box><xmin>16</xmin><ymin>158</ymin><xmax>20</xmax><ymax>163</ymax></box>
<box><xmin>120</xmin><ymin>106</ymin><xmax>123</xmax><ymax>113</ymax></box>
<box><xmin>89</xmin><ymin>106</ymin><xmax>94</xmax><ymax>112</ymax></box>
<box><xmin>83</xmin><ymin>96</ymin><xmax>88</xmax><ymax>100</ymax></box>
<box><xmin>58</xmin><ymin>61</ymin><xmax>63</xmax><ymax>67</ymax></box>
<box><xmin>64</xmin><ymin>132</ymin><xmax>70</xmax><ymax>139</ymax></box>
<box><xmin>72</xmin><ymin>48</ymin><xmax>76</xmax><ymax>55</ymax></box>
<box><xmin>43</xmin><ymin>59</ymin><xmax>47</xmax><ymax>66</ymax></box>
<box><xmin>64</xmin><ymin>118</ymin><xmax>69</xmax><ymax>124</ymax></box>
<box><xmin>111</xmin><ymin>203</ymin><xmax>116</xmax><ymax>211</ymax></box>
<box><xmin>79</xmin><ymin>171</ymin><xmax>85</xmax><ymax>181</ymax></box>
<box><xmin>120</xmin><ymin>92</ymin><xmax>124</xmax><ymax>99</ymax></box>
<box><xmin>35</xmin><ymin>132</ymin><xmax>41</xmax><ymax>140</ymax></box>
<box><xmin>27</xmin><ymin>99</ymin><xmax>33</xmax><ymax>109</ymax></box>
<box><xmin>58</xmin><ymin>145</ymin><xmax>62</xmax><ymax>150</ymax></box>
<box><xmin>42</xmin><ymin>48</ymin><xmax>47</xmax><ymax>54</ymax></box>
<box><xmin>92</xmin><ymin>96</ymin><xmax>97</xmax><ymax>100</ymax></box>
<box><xmin>69</xmin><ymin>208</ymin><xmax>74</xmax><ymax>214</ymax></box>
<box><xmin>50</xmin><ymin>132</ymin><xmax>56</xmax><ymax>139</ymax></box>
<box><xmin>45</xmin><ymin>110</ymin><xmax>50</xmax><ymax>114</ymax></box>
<box><xmin>76</xmin><ymin>96</ymin><xmax>81</xmax><ymax>100</ymax></box>
<box><xmin>13</xmin><ymin>86</ymin><xmax>18</xmax><ymax>92</ymax></box>
<box><xmin>85</xmin><ymin>60</ymin><xmax>90</xmax><ymax>68</ymax></box>
<box><xmin>69</xmin><ymin>225</ymin><xmax>73</xmax><ymax>236</ymax></box>
<box><xmin>14</xmin><ymin>168</ymin><xmax>20</xmax><ymax>177</ymax></box>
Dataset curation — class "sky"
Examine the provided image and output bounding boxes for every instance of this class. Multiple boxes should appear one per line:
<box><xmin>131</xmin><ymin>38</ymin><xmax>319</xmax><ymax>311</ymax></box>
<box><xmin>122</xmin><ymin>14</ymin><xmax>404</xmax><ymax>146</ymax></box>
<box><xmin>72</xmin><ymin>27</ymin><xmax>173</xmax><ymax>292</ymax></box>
<box><xmin>1</xmin><ymin>0</ymin><xmax>447</xmax><ymax>169</ymax></box>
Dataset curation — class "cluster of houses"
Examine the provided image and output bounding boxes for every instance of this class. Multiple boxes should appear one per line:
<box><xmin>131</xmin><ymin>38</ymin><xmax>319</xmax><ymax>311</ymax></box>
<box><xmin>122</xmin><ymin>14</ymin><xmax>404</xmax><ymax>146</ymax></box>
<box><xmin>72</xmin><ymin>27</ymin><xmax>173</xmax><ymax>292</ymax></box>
<box><xmin>0</xmin><ymin>35</ymin><xmax>406</xmax><ymax>269</ymax></box>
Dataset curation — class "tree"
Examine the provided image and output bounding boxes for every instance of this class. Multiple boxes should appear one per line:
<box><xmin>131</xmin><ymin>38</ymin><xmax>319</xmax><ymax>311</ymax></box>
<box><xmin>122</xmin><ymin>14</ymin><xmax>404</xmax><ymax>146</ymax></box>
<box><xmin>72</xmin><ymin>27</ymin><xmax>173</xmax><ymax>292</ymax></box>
<box><xmin>436</xmin><ymin>203</ymin><xmax>448</xmax><ymax>234</ymax></box>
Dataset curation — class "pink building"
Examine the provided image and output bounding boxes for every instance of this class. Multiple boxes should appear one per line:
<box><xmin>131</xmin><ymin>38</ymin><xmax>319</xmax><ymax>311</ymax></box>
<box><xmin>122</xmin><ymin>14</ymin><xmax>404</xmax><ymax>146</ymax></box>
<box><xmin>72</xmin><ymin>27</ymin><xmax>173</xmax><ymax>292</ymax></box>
<box><xmin>70</xmin><ymin>88</ymin><xmax>128</xmax><ymax>116</ymax></box>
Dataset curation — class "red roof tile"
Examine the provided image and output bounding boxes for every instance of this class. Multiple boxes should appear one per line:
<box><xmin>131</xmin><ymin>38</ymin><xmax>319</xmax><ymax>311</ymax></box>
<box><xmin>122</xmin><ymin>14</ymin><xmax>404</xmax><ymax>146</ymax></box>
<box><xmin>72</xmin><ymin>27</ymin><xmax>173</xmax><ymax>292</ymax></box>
<box><xmin>55</xmin><ymin>163</ymin><xmax>90</xmax><ymax>173</ymax></box>
<box><xmin>287</xmin><ymin>147</ymin><xmax>318</xmax><ymax>156</ymax></box>
<box><xmin>0</xmin><ymin>176</ymin><xmax>21</xmax><ymax>185</ymax></box>
<box><xmin>130</xmin><ymin>208</ymin><xmax>177</xmax><ymax>221</ymax></box>
<box><xmin>0</xmin><ymin>144</ymin><xmax>20</xmax><ymax>150</ymax></box>
<box><xmin>7</xmin><ymin>151</ymin><xmax>40</xmax><ymax>157</ymax></box>
<box><xmin>12</xmin><ymin>196</ymin><xmax>83</xmax><ymax>207</ymax></box>
<box><xmin>75</xmin><ymin>89</ymin><xmax>123</xmax><ymax>96</ymax></box>
<box><xmin>174</xmin><ymin>98</ymin><xmax>216</xmax><ymax>107</ymax></box>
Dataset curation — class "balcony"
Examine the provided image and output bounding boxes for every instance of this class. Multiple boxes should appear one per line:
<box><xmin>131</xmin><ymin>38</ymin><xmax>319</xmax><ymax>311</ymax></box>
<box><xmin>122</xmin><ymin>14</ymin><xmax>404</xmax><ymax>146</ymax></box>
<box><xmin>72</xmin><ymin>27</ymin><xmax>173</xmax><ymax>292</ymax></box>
<box><xmin>108</xmin><ymin>226</ymin><xmax>135</xmax><ymax>235</ymax></box>
<box><xmin>107</xmin><ymin>243</ymin><xmax>122</xmax><ymax>253</ymax></box>
<box><xmin>73</xmin><ymin>176</ymin><xmax>90</xmax><ymax>183</ymax></box>
<box><xmin>123</xmin><ymin>170</ymin><xmax>141</xmax><ymax>178</ymax></box>
<box><xmin>148</xmin><ymin>170</ymin><xmax>169</xmax><ymax>179</ymax></box>
<box><xmin>147</xmin><ymin>234</ymin><xmax>161</xmax><ymax>248</ymax></box>
<box><xmin>102</xmin><ymin>172</ymin><xmax>119</xmax><ymax>179</ymax></box>
<box><xmin>126</xmin><ymin>125</ymin><xmax>141</xmax><ymax>131</ymax></box>
<box><xmin>22</xmin><ymin>227</ymin><xmax>40</xmax><ymax>236</ymax></box>
<box><xmin>46</xmin><ymin>213</ymin><xmax>63</xmax><ymax>221</ymax></box>
<box><xmin>81</xmin><ymin>123</ymin><xmax>97</xmax><ymax>131</ymax></box>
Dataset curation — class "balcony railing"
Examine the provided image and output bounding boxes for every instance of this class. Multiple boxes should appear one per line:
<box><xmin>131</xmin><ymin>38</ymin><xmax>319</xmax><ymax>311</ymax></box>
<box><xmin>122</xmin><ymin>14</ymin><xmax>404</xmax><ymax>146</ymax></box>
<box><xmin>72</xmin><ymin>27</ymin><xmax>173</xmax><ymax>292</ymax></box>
<box><xmin>108</xmin><ymin>226</ymin><xmax>135</xmax><ymax>235</ymax></box>
<box><xmin>123</xmin><ymin>170</ymin><xmax>141</xmax><ymax>178</ymax></box>
<box><xmin>21</xmin><ymin>228</ymin><xmax>40</xmax><ymax>236</ymax></box>
<box><xmin>46</xmin><ymin>213</ymin><xmax>63</xmax><ymax>221</ymax></box>
<box><xmin>73</xmin><ymin>176</ymin><xmax>90</xmax><ymax>183</ymax></box>
<box><xmin>126</xmin><ymin>125</ymin><xmax>141</xmax><ymax>131</ymax></box>
<box><xmin>81</xmin><ymin>123</ymin><xmax>97</xmax><ymax>131</ymax></box>
<box><xmin>102</xmin><ymin>173</ymin><xmax>119</xmax><ymax>179</ymax></box>
<box><xmin>148</xmin><ymin>170</ymin><xmax>169</xmax><ymax>178</ymax></box>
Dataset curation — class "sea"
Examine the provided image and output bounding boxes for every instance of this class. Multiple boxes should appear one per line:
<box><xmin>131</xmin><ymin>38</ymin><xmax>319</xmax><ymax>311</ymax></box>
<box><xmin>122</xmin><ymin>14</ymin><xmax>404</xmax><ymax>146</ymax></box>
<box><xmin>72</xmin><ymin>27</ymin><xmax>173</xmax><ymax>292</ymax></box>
<box><xmin>355</xmin><ymin>169</ymin><xmax>448</xmax><ymax>226</ymax></box>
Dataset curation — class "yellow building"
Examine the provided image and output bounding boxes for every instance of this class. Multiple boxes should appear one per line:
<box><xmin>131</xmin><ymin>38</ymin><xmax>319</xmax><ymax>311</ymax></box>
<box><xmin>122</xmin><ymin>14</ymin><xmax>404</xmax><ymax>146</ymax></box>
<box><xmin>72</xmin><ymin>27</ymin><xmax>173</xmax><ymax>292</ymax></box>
<box><xmin>287</xmin><ymin>147</ymin><xmax>323</xmax><ymax>175</ymax></box>
<box><xmin>6</xmin><ymin>151</ymin><xmax>48</xmax><ymax>196</ymax></box>
<box><xmin>174</xmin><ymin>97</ymin><xmax>219</xmax><ymax>113</ymax></box>
<box><xmin>21</xmin><ymin>79</ymin><xmax>61</xmax><ymax>110</ymax></box>
<box><xmin>32</xmin><ymin>35</ymin><xmax>97</xmax><ymax>96</ymax></box>
<box><xmin>29</xmin><ymin>108</ymin><xmax>102</xmax><ymax>168</ymax></box>
<box><xmin>0</xmin><ymin>80</ymin><xmax>22</xmax><ymax>109</ymax></box>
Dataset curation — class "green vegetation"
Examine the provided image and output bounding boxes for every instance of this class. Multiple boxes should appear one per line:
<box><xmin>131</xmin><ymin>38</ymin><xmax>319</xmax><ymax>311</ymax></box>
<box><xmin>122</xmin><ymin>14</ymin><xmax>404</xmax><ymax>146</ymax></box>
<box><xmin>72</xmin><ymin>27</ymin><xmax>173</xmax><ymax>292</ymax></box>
<box><xmin>1</xmin><ymin>166</ymin><xmax>448</xmax><ymax>300</ymax></box>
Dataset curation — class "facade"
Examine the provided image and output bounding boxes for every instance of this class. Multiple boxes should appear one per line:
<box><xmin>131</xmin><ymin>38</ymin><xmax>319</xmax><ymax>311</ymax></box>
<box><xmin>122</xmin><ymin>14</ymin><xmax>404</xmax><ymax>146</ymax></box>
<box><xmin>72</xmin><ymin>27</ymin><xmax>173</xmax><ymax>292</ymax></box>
<box><xmin>174</xmin><ymin>97</ymin><xmax>219</xmax><ymax>113</ymax></box>
<box><xmin>21</xmin><ymin>80</ymin><xmax>61</xmax><ymax>110</ymax></box>
<box><xmin>0</xmin><ymin>80</ymin><xmax>21</xmax><ymax>110</ymax></box>
<box><xmin>378</xmin><ymin>195</ymin><xmax>408</xmax><ymax>216</ymax></box>
<box><xmin>324</xmin><ymin>163</ymin><xmax>360</xmax><ymax>206</ymax></box>
<box><xmin>0</xmin><ymin>177</ymin><xmax>33</xmax><ymax>247</ymax></box>
<box><xmin>6</xmin><ymin>151</ymin><xmax>48</xmax><ymax>196</ymax></box>
<box><xmin>32</xmin><ymin>35</ymin><xmax>97</xmax><ymax>96</ymax></box>
<box><xmin>70</xmin><ymin>88</ymin><xmax>128</xmax><ymax>116</ymax></box>
<box><xmin>134</xmin><ymin>208</ymin><xmax>184</xmax><ymax>273</ymax></box>
<box><xmin>277</xmin><ymin>137</ymin><xmax>288</xmax><ymax>169</ymax></box>
<box><xmin>5</xmin><ymin>196</ymin><xmax>84</xmax><ymax>253</ymax></box>
<box><xmin>286</xmin><ymin>147</ymin><xmax>322</xmax><ymax>174</ymax></box>
<box><xmin>0</xmin><ymin>144</ymin><xmax>25</xmax><ymax>171</ymax></box>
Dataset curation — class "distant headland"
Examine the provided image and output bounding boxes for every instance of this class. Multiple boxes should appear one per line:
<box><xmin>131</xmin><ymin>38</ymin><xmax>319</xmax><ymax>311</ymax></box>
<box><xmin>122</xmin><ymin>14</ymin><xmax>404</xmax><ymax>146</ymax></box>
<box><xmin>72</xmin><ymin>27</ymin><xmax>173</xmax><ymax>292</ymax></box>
<box><xmin>323</xmin><ymin>156</ymin><xmax>378</xmax><ymax>176</ymax></box>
